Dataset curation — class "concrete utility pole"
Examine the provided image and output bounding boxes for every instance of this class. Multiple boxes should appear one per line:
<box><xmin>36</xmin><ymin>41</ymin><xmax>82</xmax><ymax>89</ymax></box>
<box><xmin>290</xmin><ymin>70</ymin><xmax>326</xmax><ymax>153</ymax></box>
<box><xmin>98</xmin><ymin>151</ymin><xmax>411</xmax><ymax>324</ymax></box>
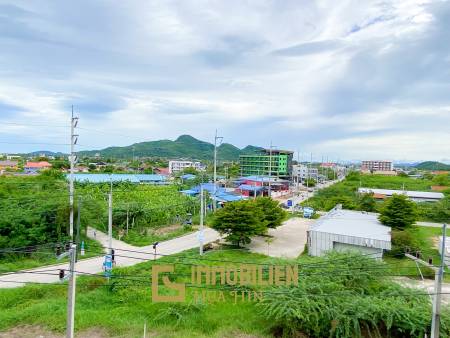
<box><xmin>69</xmin><ymin>107</ymin><xmax>79</xmax><ymax>242</ymax></box>
<box><xmin>66</xmin><ymin>244</ymin><xmax>77</xmax><ymax>338</ymax></box>
<box><xmin>405</xmin><ymin>223</ymin><xmax>447</xmax><ymax>338</ymax></box>
<box><xmin>213</xmin><ymin>130</ymin><xmax>223</xmax><ymax>211</ymax></box>
<box><xmin>432</xmin><ymin>223</ymin><xmax>447</xmax><ymax>338</ymax></box>
<box><xmin>268</xmin><ymin>141</ymin><xmax>276</xmax><ymax>197</ymax></box>
<box><xmin>126</xmin><ymin>204</ymin><xmax>129</xmax><ymax>236</ymax></box>
<box><xmin>75</xmin><ymin>198</ymin><xmax>82</xmax><ymax>262</ymax></box>
<box><xmin>108</xmin><ymin>179</ymin><xmax>113</xmax><ymax>253</ymax></box>
<box><xmin>199</xmin><ymin>186</ymin><xmax>204</xmax><ymax>255</ymax></box>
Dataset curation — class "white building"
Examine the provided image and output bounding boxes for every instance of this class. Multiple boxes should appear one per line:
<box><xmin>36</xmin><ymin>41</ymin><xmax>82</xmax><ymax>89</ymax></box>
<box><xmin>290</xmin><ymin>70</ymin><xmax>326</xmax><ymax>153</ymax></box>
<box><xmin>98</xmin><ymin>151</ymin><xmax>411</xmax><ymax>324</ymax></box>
<box><xmin>292</xmin><ymin>164</ymin><xmax>318</xmax><ymax>183</ymax></box>
<box><xmin>307</xmin><ymin>206</ymin><xmax>391</xmax><ymax>259</ymax></box>
<box><xmin>358</xmin><ymin>188</ymin><xmax>444</xmax><ymax>202</ymax></box>
<box><xmin>361</xmin><ymin>160</ymin><xmax>393</xmax><ymax>172</ymax></box>
<box><xmin>168</xmin><ymin>160</ymin><xmax>205</xmax><ymax>174</ymax></box>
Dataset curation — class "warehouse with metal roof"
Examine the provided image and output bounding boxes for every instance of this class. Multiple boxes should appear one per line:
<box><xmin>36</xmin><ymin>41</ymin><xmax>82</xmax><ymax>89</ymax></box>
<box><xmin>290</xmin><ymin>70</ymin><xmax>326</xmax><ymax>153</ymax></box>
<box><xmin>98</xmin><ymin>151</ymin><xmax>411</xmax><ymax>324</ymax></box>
<box><xmin>307</xmin><ymin>206</ymin><xmax>391</xmax><ymax>259</ymax></box>
<box><xmin>358</xmin><ymin>188</ymin><xmax>444</xmax><ymax>202</ymax></box>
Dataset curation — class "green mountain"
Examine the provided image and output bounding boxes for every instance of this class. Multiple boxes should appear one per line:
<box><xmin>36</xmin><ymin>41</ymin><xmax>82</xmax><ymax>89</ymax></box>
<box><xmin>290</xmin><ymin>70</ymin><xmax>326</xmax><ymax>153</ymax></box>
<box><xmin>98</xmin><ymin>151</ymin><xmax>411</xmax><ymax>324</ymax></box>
<box><xmin>414</xmin><ymin>161</ymin><xmax>450</xmax><ymax>171</ymax></box>
<box><xmin>78</xmin><ymin>135</ymin><xmax>263</xmax><ymax>161</ymax></box>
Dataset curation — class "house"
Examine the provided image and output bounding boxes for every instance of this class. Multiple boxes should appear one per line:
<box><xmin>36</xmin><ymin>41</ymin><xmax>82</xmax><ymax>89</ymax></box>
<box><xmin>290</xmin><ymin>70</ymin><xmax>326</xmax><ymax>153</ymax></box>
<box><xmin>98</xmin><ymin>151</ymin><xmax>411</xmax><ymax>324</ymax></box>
<box><xmin>180</xmin><ymin>183</ymin><xmax>244</xmax><ymax>206</ymax></box>
<box><xmin>234</xmin><ymin>176</ymin><xmax>289</xmax><ymax>197</ymax></box>
<box><xmin>358</xmin><ymin>188</ymin><xmax>444</xmax><ymax>202</ymax></box>
<box><xmin>307</xmin><ymin>206</ymin><xmax>391</xmax><ymax>259</ymax></box>
<box><xmin>24</xmin><ymin>161</ymin><xmax>52</xmax><ymax>174</ymax></box>
<box><xmin>154</xmin><ymin>167</ymin><xmax>170</xmax><ymax>175</ymax></box>
<box><xmin>0</xmin><ymin>160</ymin><xmax>18</xmax><ymax>172</ymax></box>
<box><xmin>168</xmin><ymin>160</ymin><xmax>205</xmax><ymax>173</ymax></box>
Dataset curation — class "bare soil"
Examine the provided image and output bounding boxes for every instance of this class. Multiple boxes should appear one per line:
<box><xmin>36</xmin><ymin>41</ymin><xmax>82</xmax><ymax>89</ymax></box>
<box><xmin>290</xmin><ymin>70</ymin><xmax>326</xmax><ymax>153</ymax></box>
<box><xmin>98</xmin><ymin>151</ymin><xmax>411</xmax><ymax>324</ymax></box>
<box><xmin>0</xmin><ymin>326</ymin><xmax>110</xmax><ymax>338</ymax></box>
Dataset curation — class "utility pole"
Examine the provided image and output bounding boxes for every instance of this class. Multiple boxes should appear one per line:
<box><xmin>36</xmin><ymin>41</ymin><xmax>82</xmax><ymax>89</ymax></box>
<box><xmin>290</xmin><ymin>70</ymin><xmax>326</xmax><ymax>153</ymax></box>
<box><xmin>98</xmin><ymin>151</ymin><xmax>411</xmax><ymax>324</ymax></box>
<box><xmin>213</xmin><ymin>130</ymin><xmax>223</xmax><ymax>212</ymax></box>
<box><xmin>108</xmin><ymin>179</ymin><xmax>113</xmax><ymax>254</ymax></box>
<box><xmin>75</xmin><ymin>197</ymin><xmax>81</xmax><ymax>262</ymax></box>
<box><xmin>199</xmin><ymin>186</ymin><xmax>204</xmax><ymax>255</ymax></box>
<box><xmin>69</xmin><ymin>107</ymin><xmax>78</xmax><ymax>242</ymax></box>
<box><xmin>66</xmin><ymin>244</ymin><xmax>77</xmax><ymax>338</ymax></box>
<box><xmin>432</xmin><ymin>223</ymin><xmax>447</xmax><ymax>338</ymax></box>
<box><xmin>405</xmin><ymin>223</ymin><xmax>447</xmax><ymax>338</ymax></box>
<box><xmin>126</xmin><ymin>203</ymin><xmax>129</xmax><ymax>236</ymax></box>
<box><xmin>268</xmin><ymin>141</ymin><xmax>272</xmax><ymax>197</ymax></box>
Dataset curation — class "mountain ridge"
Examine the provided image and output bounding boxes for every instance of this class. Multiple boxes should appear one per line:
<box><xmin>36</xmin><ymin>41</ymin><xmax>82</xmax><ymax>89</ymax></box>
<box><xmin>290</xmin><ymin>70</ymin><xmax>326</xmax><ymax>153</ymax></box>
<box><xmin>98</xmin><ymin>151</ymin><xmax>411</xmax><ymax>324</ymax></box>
<box><xmin>77</xmin><ymin>134</ymin><xmax>263</xmax><ymax>161</ymax></box>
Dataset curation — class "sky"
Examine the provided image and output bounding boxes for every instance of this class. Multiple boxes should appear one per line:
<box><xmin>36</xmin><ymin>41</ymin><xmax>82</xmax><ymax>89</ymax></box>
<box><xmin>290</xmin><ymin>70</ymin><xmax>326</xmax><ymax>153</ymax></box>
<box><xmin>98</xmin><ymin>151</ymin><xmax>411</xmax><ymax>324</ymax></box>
<box><xmin>0</xmin><ymin>0</ymin><xmax>449</xmax><ymax>162</ymax></box>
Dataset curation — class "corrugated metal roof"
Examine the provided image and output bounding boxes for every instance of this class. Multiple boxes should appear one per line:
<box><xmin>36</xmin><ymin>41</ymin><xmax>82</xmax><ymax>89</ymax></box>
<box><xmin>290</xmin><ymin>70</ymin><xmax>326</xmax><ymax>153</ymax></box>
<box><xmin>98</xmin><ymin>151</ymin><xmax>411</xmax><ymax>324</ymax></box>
<box><xmin>215</xmin><ymin>192</ymin><xmax>244</xmax><ymax>202</ymax></box>
<box><xmin>310</xmin><ymin>209</ymin><xmax>391</xmax><ymax>242</ymax></box>
<box><xmin>358</xmin><ymin>188</ymin><xmax>444</xmax><ymax>199</ymax></box>
<box><xmin>69</xmin><ymin>174</ymin><xmax>166</xmax><ymax>183</ymax></box>
<box><xmin>238</xmin><ymin>184</ymin><xmax>264</xmax><ymax>191</ymax></box>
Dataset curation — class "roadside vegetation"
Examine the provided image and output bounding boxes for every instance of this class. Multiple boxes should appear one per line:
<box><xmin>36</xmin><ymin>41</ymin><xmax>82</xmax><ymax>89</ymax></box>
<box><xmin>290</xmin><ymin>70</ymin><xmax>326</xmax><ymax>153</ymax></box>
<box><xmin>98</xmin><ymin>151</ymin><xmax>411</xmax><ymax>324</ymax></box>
<box><xmin>1</xmin><ymin>249</ymin><xmax>449</xmax><ymax>337</ymax></box>
<box><xmin>303</xmin><ymin>171</ymin><xmax>450</xmax><ymax>223</ymax></box>
<box><xmin>0</xmin><ymin>172</ymin><xmax>199</xmax><ymax>271</ymax></box>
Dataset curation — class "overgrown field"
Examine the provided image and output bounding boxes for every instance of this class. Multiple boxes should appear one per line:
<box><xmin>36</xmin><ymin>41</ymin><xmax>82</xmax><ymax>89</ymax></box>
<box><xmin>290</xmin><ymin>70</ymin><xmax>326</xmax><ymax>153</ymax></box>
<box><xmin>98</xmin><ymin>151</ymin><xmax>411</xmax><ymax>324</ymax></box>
<box><xmin>0</xmin><ymin>249</ymin><xmax>449</xmax><ymax>337</ymax></box>
<box><xmin>303</xmin><ymin>172</ymin><xmax>450</xmax><ymax>222</ymax></box>
<box><xmin>0</xmin><ymin>173</ymin><xmax>198</xmax><ymax>270</ymax></box>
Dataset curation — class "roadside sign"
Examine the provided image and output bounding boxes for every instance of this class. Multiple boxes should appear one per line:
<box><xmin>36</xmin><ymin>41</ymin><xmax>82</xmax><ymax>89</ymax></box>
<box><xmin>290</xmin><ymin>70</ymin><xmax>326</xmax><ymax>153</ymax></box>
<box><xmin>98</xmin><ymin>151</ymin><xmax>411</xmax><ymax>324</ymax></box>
<box><xmin>103</xmin><ymin>254</ymin><xmax>112</xmax><ymax>277</ymax></box>
<box><xmin>197</xmin><ymin>230</ymin><xmax>205</xmax><ymax>243</ymax></box>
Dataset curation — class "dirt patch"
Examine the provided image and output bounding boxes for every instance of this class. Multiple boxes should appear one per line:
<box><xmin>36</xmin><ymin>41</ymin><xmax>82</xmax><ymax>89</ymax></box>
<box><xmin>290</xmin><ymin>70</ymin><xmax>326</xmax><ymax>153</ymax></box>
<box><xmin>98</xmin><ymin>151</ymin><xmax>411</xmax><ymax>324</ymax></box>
<box><xmin>150</xmin><ymin>224</ymin><xmax>183</xmax><ymax>236</ymax></box>
<box><xmin>0</xmin><ymin>326</ymin><xmax>111</xmax><ymax>338</ymax></box>
<box><xmin>431</xmin><ymin>236</ymin><xmax>440</xmax><ymax>249</ymax></box>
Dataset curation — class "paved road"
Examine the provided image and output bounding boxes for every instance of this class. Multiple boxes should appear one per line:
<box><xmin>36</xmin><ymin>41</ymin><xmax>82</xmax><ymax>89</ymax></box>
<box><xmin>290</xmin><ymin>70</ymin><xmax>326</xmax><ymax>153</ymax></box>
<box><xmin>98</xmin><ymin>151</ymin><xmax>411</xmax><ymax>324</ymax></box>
<box><xmin>417</xmin><ymin>221</ymin><xmax>445</xmax><ymax>228</ymax></box>
<box><xmin>246</xmin><ymin>217</ymin><xmax>314</xmax><ymax>258</ymax></box>
<box><xmin>0</xmin><ymin>227</ymin><xmax>220</xmax><ymax>288</ymax></box>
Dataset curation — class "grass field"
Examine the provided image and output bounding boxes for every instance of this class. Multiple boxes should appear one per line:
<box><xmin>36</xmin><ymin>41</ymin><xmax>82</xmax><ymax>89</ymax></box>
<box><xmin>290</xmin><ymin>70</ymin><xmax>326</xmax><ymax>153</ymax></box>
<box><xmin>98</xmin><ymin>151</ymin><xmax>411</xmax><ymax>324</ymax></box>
<box><xmin>1</xmin><ymin>247</ymin><xmax>448</xmax><ymax>337</ymax></box>
<box><xmin>122</xmin><ymin>225</ymin><xmax>195</xmax><ymax>247</ymax></box>
<box><xmin>384</xmin><ymin>226</ymin><xmax>450</xmax><ymax>281</ymax></box>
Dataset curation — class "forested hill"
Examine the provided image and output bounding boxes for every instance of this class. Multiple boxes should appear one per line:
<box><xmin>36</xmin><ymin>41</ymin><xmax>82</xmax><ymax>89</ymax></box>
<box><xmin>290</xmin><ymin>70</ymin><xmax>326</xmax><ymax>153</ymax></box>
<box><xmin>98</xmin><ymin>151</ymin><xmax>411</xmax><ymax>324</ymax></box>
<box><xmin>414</xmin><ymin>161</ymin><xmax>450</xmax><ymax>170</ymax></box>
<box><xmin>78</xmin><ymin>135</ymin><xmax>263</xmax><ymax>160</ymax></box>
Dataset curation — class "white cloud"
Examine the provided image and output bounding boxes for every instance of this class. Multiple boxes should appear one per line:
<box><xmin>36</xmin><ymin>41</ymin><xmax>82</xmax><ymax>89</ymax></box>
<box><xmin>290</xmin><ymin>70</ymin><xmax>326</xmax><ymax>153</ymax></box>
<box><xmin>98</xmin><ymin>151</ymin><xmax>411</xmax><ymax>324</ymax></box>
<box><xmin>0</xmin><ymin>0</ymin><xmax>448</xmax><ymax>160</ymax></box>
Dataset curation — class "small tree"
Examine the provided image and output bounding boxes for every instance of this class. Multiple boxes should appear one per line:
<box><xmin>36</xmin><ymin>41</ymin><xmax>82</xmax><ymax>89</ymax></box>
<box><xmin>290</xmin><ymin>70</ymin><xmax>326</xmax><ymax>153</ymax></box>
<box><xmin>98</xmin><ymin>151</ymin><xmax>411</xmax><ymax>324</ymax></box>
<box><xmin>358</xmin><ymin>192</ymin><xmax>377</xmax><ymax>212</ymax></box>
<box><xmin>254</xmin><ymin>197</ymin><xmax>287</xmax><ymax>229</ymax></box>
<box><xmin>378</xmin><ymin>194</ymin><xmax>417</xmax><ymax>229</ymax></box>
<box><xmin>305</xmin><ymin>178</ymin><xmax>316</xmax><ymax>187</ymax></box>
<box><xmin>211</xmin><ymin>200</ymin><xmax>267</xmax><ymax>247</ymax></box>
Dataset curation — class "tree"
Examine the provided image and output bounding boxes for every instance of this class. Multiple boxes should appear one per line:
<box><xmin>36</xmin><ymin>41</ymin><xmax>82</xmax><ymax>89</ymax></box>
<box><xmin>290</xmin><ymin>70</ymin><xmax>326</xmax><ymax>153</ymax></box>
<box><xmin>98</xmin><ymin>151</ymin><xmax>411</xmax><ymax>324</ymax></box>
<box><xmin>254</xmin><ymin>197</ymin><xmax>287</xmax><ymax>229</ymax></box>
<box><xmin>432</xmin><ymin>174</ymin><xmax>450</xmax><ymax>186</ymax></box>
<box><xmin>326</xmin><ymin>196</ymin><xmax>357</xmax><ymax>210</ymax></box>
<box><xmin>378</xmin><ymin>194</ymin><xmax>417</xmax><ymax>229</ymax></box>
<box><xmin>358</xmin><ymin>192</ymin><xmax>377</xmax><ymax>212</ymax></box>
<box><xmin>431</xmin><ymin>197</ymin><xmax>450</xmax><ymax>223</ymax></box>
<box><xmin>305</xmin><ymin>178</ymin><xmax>316</xmax><ymax>187</ymax></box>
<box><xmin>211</xmin><ymin>200</ymin><xmax>266</xmax><ymax>247</ymax></box>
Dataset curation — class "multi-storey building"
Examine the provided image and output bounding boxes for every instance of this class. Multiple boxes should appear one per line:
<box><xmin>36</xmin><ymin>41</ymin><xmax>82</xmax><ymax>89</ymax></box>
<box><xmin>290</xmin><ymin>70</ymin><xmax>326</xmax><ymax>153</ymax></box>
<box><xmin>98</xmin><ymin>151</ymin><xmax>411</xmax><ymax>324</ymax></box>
<box><xmin>239</xmin><ymin>149</ymin><xmax>293</xmax><ymax>180</ymax></box>
<box><xmin>361</xmin><ymin>160</ymin><xmax>393</xmax><ymax>172</ymax></box>
<box><xmin>168</xmin><ymin>160</ymin><xmax>205</xmax><ymax>174</ymax></box>
<box><xmin>292</xmin><ymin>164</ymin><xmax>318</xmax><ymax>183</ymax></box>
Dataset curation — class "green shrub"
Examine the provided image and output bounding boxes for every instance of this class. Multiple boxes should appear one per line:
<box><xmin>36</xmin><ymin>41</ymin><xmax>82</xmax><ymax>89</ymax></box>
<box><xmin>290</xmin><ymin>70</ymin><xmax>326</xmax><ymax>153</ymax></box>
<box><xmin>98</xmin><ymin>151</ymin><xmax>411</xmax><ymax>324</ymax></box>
<box><xmin>259</xmin><ymin>252</ymin><xmax>450</xmax><ymax>337</ymax></box>
<box><xmin>388</xmin><ymin>229</ymin><xmax>420</xmax><ymax>257</ymax></box>
<box><xmin>379</xmin><ymin>194</ymin><xmax>417</xmax><ymax>229</ymax></box>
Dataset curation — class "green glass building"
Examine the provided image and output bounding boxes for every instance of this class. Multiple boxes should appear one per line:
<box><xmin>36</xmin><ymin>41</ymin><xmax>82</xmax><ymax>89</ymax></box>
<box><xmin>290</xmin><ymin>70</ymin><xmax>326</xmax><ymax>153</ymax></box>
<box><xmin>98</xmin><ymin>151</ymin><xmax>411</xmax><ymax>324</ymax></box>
<box><xmin>239</xmin><ymin>149</ymin><xmax>294</xmax><ymax>180</ymax></box>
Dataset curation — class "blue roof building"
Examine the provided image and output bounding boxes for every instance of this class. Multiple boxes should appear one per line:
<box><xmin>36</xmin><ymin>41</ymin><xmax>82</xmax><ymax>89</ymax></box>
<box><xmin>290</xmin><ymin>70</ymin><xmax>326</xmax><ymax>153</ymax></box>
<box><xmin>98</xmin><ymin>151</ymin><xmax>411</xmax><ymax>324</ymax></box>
<box><xmin>69</xmin><ymin>174</ymin><xmax>167</xmax><ymax>184</ymax></box>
